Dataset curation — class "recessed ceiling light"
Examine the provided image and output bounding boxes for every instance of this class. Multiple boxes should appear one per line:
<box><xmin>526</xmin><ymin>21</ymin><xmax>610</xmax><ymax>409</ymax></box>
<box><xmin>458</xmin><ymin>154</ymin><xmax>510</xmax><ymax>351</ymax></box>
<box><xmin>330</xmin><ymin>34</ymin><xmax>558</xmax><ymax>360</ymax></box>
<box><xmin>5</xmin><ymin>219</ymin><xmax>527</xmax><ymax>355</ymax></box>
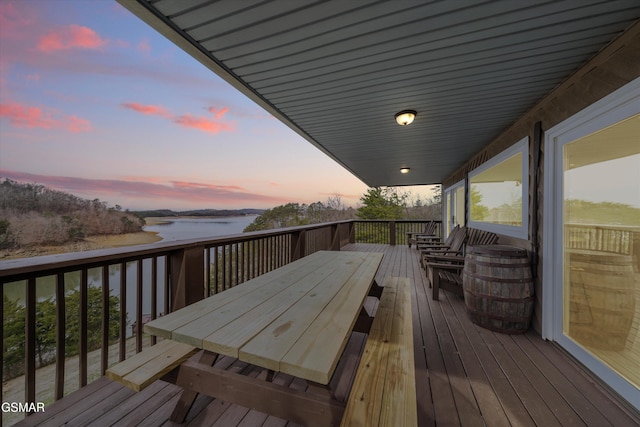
<box><xmin>400</xmin><ymin>167</ymin><xmax>411</xmax><ymax>174</ymax></box>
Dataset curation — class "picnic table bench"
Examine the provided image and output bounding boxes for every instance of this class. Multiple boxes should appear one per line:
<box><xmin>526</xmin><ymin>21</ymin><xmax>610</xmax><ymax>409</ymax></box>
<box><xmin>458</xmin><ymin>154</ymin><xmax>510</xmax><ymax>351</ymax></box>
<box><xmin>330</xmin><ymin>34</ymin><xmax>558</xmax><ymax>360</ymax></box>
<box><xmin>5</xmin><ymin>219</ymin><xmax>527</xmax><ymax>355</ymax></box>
<box><xmin>341</xmin><ymin>276</ymin><xmax>417</xmax><ymax>426</ymax></box>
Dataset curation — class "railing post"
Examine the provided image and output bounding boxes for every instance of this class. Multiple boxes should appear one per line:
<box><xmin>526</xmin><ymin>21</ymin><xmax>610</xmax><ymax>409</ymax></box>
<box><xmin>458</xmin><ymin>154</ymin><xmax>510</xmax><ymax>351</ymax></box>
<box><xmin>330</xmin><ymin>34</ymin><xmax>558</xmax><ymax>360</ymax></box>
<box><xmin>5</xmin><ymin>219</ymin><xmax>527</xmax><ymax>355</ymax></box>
<box><xmin>349</xmin><ymin>221</ymin><xmax>356</xmax><ymax>243</ymax></box>
<box><xmin>389</xmin><ymin>221</ymin><xmax>396</xmax><ymax>246</ymax></box>
<box><xmin>330</xmin><ymin>224</ymin><xmax>341</xmax><ymax>251</ymax></box>
<box><xmin>291</xmin><ymin>230</ymin><xmax>306</xmax><ymax>261</ymax></box>
<box><xmin>169</xmin><ymin>245</ymin><xmax>205</xmax><ymax>311</ymax></box>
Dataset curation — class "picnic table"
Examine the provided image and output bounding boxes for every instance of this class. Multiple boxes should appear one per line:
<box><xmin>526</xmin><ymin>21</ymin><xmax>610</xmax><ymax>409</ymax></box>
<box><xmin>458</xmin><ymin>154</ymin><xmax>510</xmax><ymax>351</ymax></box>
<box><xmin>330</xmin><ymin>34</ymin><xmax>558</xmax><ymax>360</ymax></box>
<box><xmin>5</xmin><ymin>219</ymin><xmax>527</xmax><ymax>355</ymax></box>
<box><xmin>143</xmin><ymin>250</ymin><xmax>383</xmax><ymax>426</ymax></box>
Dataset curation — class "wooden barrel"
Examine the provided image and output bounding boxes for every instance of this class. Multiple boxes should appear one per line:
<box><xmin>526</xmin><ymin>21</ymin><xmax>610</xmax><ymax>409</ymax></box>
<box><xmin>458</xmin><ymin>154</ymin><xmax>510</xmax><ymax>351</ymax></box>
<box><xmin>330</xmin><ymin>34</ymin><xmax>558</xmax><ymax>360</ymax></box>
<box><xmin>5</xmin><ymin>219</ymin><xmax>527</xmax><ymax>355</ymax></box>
<box><xmin>568</xmin><ymin>250</ymin><xmax>636</xmax><ymax>351</ymax></box>
<box><xmin>462</xmin><ymin>245</ymin><xmax>534</xmax><ymax>334</ymax></box>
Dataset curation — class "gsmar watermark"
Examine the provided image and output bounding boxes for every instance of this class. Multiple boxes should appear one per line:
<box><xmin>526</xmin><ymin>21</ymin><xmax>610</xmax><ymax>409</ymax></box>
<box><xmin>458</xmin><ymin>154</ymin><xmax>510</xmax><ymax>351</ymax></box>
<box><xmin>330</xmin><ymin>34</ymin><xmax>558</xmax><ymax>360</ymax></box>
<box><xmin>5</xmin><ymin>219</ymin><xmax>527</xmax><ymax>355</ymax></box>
<box><xmin>2</xmin><ymin>401</ymin><xmax>46</xmax><ymax>413</ymax></box>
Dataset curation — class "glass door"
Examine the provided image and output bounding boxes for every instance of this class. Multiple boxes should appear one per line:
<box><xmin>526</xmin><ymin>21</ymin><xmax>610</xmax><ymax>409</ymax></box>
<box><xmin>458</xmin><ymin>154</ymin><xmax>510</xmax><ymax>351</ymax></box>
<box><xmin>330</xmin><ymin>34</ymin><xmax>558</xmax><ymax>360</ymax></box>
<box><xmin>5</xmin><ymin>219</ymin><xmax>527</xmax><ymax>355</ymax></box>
<box><xmin>544</xmin><ymin>78</ymin><xmax>640</xmax><ymax>409</ymax></box>
<box><xmin>563</xmin><ymin>114</ymin><xmax>639</xmax><ymax>387</ymax></box>
<box><xmin>443</xmin><ymin>181</ymin><xmax>465</xmax><ymax>239</ymax></box>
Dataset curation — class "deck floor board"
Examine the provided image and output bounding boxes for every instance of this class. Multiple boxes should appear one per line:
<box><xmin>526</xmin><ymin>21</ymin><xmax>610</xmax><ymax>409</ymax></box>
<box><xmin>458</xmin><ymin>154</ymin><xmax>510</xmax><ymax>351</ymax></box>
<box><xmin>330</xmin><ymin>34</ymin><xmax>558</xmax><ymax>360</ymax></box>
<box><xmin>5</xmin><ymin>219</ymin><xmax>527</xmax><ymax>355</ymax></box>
<box><xmin>12</xmin><ymin>244</ymin><xmax>640</xmax><ymax>427</ymax></box>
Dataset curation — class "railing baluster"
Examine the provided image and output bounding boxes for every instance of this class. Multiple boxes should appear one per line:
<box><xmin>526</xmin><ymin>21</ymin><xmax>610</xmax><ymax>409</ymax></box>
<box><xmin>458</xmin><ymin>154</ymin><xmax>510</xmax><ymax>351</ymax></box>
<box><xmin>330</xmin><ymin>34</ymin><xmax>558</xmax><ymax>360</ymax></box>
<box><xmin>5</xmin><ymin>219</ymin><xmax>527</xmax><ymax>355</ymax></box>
<box><xmin>235</xmin><ymin>242</ymin><xmax>239</xmax><ymax>287</ymax></box>
<box><xmin>56</xmin><ymin>272</ymin><xmax>66</xmax><ymax>399</ymax></box>
<box><xmin>25</xmin><ymin>277</ymin><xmax>36</xmax><ymax>409</ymax></box>
<box><xmin>79</xmin><ymin>269</ymin><xmax>88</xmax><ymax>387</ymax></box>
<box><xmin>119</xmin><ymin>262</ymin><xmax>126</xmax><ymax>362</ymax></box>
<box><xmin>205</xmin><ymin>248</ymin><xmax>211</xmax><ymax>297</ymax></box>
<box><xmin>136</xmin><ymin>260</ymin><xmax>143</xmax><ymax>353</ymax></box>
<box><xmin>151</xmin><ymin>257</ymin><xmax>157</xmax><ymax>345</ymax></box>
<box><xmin>222</xmin><ymin>244</ymin><xmax>227</xmax><ymax>291</ymax></box>
<box><xmin>101</xmin><ymin>266</ymin><xmax>109</xmax><ymax>374</ymax></box>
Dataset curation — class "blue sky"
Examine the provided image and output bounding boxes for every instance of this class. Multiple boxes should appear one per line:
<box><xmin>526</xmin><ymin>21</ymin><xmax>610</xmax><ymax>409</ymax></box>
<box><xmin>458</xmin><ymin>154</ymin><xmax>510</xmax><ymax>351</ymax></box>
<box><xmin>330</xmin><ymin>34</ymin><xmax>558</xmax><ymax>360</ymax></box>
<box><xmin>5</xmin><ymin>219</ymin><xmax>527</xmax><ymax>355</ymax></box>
<box><xmin>0</xmin><ymin>0</ymin><xmax>437</xmax><ymax>210</ymax></box>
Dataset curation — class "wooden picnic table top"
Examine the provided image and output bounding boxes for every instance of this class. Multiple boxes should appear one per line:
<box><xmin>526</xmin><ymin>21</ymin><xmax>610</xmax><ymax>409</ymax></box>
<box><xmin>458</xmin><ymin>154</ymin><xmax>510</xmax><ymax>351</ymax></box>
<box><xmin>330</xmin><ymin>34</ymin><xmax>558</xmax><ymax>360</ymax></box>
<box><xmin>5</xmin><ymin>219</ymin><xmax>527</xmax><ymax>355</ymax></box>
<box><xmin>144</xmin><ymin>250</ymin><xmax>383</xmax><ymax>385</ymax></box>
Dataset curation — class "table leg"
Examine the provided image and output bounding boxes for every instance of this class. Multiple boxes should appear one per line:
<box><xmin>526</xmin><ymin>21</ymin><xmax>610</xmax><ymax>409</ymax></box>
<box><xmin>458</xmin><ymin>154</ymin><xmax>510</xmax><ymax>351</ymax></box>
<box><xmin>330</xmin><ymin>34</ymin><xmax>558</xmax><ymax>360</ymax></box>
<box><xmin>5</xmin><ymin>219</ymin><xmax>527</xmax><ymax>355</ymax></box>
<box><xmin>353</xmin><ymin>307</ymin><xmax>374</xmax><ymax>334</ymax></box>
<box><xmin>170</xmin><ymin>350</ymin><xmax>219</xmax><ymax>422</ymax></box>
<box><xmin>368</xmin><ymin>279</ymin><xmax>383</xmax><ymax>299</ymax></box>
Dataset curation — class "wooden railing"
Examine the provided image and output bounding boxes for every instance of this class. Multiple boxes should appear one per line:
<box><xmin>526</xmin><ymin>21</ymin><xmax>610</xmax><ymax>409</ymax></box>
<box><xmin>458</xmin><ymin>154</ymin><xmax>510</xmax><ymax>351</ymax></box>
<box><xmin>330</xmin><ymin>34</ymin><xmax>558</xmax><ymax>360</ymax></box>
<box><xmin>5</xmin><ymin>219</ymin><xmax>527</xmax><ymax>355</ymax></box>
<box><xmin>0</xmin><ymin>219</ymin><xmax>435</xmax><ymax>424</ymax></box>
<box><xmin>565</xmin><ymin>223</ymin><xmax>640</xmax><ymax>256</ymax></box>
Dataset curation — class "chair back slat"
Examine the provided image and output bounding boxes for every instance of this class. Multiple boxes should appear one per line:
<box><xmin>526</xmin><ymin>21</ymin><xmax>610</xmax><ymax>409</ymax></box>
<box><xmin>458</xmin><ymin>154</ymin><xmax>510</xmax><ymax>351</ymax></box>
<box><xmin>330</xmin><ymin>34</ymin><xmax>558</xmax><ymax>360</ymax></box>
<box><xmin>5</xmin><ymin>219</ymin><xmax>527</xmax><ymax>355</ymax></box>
<box><xmin>449</xmin><ymin>226</ymin><xmax>467</xmax><ymax>253</ymax></box>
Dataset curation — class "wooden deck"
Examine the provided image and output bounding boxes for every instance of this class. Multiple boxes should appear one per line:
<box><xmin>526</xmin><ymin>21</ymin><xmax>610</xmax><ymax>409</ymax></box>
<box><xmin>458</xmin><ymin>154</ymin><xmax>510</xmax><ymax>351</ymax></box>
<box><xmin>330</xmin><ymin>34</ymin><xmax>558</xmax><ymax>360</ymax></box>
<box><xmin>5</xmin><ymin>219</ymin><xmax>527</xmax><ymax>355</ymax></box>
<box><xmin>14</xmin><ymin>244</ymin><xmax>640</xmax><ymax>427</ymax></box>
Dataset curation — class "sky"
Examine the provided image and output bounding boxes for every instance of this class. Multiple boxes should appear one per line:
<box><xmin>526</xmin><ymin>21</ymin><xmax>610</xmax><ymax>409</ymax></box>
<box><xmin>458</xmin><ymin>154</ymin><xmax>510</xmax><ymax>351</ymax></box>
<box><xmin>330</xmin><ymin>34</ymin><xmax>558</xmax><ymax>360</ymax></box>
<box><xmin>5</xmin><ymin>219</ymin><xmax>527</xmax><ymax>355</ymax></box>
<box><xmin>0</xmin><ymin>0</ymin><xmax>436</xmax><ymax>211</ymax></box>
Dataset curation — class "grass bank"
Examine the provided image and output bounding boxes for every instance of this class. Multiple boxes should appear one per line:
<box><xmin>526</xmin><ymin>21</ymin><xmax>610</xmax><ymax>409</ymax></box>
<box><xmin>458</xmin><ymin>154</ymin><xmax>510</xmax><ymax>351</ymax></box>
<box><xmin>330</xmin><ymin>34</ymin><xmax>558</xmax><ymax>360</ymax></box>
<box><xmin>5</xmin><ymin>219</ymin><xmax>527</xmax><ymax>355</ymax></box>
<box><xmin>0</xmin><ymin>230</ymin><xmax>163</xmax><ymax>260</ymax></box>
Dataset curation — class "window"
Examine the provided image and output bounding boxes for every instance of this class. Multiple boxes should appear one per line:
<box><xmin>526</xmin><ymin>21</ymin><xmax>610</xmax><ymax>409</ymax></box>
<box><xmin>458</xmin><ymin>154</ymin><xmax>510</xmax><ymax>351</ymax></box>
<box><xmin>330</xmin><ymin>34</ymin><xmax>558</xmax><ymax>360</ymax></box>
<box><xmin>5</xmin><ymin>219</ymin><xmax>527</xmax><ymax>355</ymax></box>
<box><xmin>468</xmin><ymin>138</ymin><xmax>528</xmax><ymax>239</ymax></box>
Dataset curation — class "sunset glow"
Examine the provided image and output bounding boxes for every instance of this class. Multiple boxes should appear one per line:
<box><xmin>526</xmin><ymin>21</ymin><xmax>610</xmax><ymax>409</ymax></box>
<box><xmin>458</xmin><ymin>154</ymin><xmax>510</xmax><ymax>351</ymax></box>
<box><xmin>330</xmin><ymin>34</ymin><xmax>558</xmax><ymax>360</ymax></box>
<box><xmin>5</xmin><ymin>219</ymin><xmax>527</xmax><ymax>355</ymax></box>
<box><xmin>0</xmin><ymin>1</ymin><xmax>435</xmax><ymax>210</ymax></box>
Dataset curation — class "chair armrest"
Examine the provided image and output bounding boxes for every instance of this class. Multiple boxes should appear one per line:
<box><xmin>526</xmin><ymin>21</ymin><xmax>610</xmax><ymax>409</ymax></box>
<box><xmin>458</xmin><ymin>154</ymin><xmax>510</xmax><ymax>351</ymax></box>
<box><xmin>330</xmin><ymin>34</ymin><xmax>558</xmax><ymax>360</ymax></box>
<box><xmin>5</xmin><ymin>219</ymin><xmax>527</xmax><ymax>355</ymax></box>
<box><xmin>424</xmin><ymin>254</ymin><xmax>465</xmax><ymax>263</ymax></box>
<box><xmin>419</xmin><ymin>244</ymin><xmax>451</xmax><ymax>252</ymax></box>
<box><xmin>427</xmin><ymin>262</ymin><xmax>464</xmax><ymax>271</ymax></box>
<box><xmin>422</xmin><ymin>250</ymin><xmax>462</xmax><ymax>258</ymax></box>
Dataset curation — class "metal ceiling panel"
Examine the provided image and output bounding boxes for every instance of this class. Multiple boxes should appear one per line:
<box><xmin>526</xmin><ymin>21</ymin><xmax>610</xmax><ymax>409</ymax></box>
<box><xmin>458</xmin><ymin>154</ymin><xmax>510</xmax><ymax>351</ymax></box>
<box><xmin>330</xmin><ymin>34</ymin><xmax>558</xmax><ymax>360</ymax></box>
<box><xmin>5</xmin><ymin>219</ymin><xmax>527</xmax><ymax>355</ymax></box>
<box><xmin>122</xmin><ymin>0</ymin><xmax>640</xmax><ymax>187</ymax></box>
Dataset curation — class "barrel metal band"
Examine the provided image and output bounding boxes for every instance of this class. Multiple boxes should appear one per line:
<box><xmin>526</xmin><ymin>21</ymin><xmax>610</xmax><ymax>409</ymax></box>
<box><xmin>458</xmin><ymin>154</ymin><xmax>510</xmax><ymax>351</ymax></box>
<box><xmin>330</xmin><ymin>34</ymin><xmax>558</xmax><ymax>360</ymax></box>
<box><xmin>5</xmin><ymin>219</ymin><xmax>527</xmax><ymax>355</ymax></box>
<box><xmin>464</xmin><ymin>288</ymin><xmax>535</xmax><ymax>303</ymax></box>
<box><xmin>463</xmin><ymin>271</ymin><xmax>533</xmax><ymax>283</ymax></box>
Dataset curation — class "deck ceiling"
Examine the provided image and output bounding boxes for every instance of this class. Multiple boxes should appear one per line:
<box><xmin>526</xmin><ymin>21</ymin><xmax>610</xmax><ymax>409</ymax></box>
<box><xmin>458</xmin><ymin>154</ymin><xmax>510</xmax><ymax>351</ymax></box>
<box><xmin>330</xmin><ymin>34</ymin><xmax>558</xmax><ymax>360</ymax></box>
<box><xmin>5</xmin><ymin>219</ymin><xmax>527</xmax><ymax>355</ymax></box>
<box><xmin>119</xmin><ymin>0</ymin><xmax>640</xmax><ymax>187</ymax></box>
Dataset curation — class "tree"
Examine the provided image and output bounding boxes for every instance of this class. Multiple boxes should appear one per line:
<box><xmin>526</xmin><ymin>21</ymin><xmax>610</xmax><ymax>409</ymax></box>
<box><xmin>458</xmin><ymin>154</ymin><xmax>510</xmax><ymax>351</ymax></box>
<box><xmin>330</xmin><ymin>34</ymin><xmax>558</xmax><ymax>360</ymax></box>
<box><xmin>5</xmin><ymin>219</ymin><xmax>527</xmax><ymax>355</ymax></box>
<box><xmin>3</xmin><ymin>295</ymin><xmax>25</xmax><ymax>379</ymax></box>
<box><xmin>470</xmin><ymin>185</ymin><xmax>489</xmax><ymax>221</ymax></box>
<box><xmin>1</xmin><ymin>287</ymin><xmax>122</xmax><ymax>380</ymax></box>
<box><xmin>432</xmin><ymin>185</ymin><xmax>442</xmax><ymax>205</ymax></box>
<box><xmin>356</xmin><ymin>187</ymin><xmax>407</xmax><ymax>219</ymax></box>
<box><xmin>63</xmin><ymin>287</ymin><xmax>122</xmax><ymax>356</ymax></box>
<box><xmin>244</xmin><ymin>203</ymin><xmax>308</xmax><ymax>232</ymax></box>
<box><xmin>0</xmin><ymin>179</ymin><xmax>145</xmax><ymax>248</ymax></box>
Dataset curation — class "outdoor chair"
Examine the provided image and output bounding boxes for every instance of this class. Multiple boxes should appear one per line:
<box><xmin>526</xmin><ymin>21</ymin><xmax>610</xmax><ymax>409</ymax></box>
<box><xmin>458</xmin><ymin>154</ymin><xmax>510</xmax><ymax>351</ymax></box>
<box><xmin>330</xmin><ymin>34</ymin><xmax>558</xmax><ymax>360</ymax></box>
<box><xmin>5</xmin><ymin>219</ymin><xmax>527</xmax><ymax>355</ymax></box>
<box><xmin>419</xmin><ymin>225</ymin><xmax>465</xmax><ymax>268</ymax></box>
<box><xmin>407</xmin><ymin>220</ymin><xmax>437</xmax><ymax>248</ymax></box>
<box><xmin>425</xmin><ymin>228</ymin><xmax>499</xmax><ymax>300</ymax></box>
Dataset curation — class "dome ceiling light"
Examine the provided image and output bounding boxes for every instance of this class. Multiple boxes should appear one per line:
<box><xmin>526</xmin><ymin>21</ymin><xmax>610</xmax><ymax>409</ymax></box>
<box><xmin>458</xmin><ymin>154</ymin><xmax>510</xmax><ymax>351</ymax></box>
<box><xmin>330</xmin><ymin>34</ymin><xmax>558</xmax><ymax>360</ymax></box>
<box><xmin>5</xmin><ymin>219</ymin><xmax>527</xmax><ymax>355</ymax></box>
<box><xmin>400</xmin><ymin>167</ymin><xmax>411</xmax><ymax>174</ymax></box>
<box><xmin>395</xmin><ymin>110</ymin><xmax>416</xmax><ymax>126</ymax></box>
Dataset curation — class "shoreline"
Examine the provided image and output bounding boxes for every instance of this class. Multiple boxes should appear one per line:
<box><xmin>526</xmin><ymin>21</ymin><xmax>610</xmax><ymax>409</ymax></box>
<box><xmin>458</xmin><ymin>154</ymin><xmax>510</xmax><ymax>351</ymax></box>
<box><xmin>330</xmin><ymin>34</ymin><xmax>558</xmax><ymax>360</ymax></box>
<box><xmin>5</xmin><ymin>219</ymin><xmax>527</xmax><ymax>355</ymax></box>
<box><xmin>0</xmin><ymin>215</ymin><xmax>257</xmax><ymax>260</ymax></box>
<box><xmin>0</xmin><ymin>230</ymin><xmax>163</xmax><ymax>260</ymax></box>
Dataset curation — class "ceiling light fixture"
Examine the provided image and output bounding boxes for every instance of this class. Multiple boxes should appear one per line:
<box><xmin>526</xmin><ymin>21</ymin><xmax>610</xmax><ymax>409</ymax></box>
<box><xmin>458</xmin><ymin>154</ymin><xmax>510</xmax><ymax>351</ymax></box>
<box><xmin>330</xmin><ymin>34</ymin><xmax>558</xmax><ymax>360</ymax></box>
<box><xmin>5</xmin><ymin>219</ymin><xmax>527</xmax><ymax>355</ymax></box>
<box><xmin>400</xmin><ymin>167</ymin><xmax>411</xmax><ymax>174</ymax></box>
<box><xmin>395</xmin><ymin>110</ymin><xmax>416</xmax><ymax>126</ymax></box>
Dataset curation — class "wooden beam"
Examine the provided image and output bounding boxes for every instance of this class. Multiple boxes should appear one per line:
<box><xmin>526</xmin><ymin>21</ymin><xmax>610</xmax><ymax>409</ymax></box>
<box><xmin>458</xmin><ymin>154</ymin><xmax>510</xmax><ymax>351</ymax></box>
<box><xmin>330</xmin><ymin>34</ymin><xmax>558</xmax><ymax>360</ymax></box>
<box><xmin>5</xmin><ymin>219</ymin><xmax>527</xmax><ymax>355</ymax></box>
<box><xmin>174</xmin><ymin>360</ymin><xmax>345</xmax><ymax>426</ymax></box>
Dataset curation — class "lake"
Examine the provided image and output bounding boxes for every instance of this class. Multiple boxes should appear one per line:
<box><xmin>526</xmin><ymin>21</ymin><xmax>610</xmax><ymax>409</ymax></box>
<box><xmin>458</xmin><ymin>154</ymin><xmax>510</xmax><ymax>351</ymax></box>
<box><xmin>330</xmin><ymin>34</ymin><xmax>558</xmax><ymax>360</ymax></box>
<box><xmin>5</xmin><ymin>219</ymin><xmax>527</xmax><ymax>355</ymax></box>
<box><xmin>143</xmin><ymin>215</ymin><xmax>257</xmax><ymax>241</ymax></box>
<box><xmin>3</xmin><ymin>216</ymin><xmax>259</xmax><ymax>336</ymax></box>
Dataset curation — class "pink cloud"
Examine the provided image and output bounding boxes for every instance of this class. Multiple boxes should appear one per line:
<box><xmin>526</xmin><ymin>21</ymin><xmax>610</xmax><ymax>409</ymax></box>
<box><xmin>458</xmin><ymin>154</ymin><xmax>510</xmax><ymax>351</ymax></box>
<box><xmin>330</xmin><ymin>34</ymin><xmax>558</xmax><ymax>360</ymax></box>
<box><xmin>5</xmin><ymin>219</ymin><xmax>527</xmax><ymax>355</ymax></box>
<box><xmin>37</xmin><ymin>24</ymin><xmax>108</xmax><ymax>52</ymax></box>
<box><xmin>208</xmin><ymin>107</ymin><xmax>229</xmax><ymax>120</ymax></box>
<box><xmin>0</xmin><ymin>101</ymin><xmax>92</xmax><ymax>133</ymax></box>
<box><xmin>175</xmin><ymin>114</ymin><xmax>234</xmax><ymax>134</ymax></box>
<box><xmin>67</xmin><ymin>115</ymin><xmax>92</xmax><ymax>133</ymax></box>
<box><xmin>0</xmin><ymin>170</ymin><xmax>288</xmax><ymax>209</ymax></box>
<box><xmin>122</xmin><ymin>102</ymin><xmax>172</xmax><ymax>118</ymax></box>
<box><xmin>123</xmin><ymin>101</ymin><xmax>235</xmax><ymax>134</ymax></box>
<box><xmin>172</xmin><ymin>181</ymin><xmax>245</xmax><ymax>192</ymax></box>
<box><xmin>137</xmin><ymin>40</ymin><xmax>151</xmax><ymax>53</ymax></box>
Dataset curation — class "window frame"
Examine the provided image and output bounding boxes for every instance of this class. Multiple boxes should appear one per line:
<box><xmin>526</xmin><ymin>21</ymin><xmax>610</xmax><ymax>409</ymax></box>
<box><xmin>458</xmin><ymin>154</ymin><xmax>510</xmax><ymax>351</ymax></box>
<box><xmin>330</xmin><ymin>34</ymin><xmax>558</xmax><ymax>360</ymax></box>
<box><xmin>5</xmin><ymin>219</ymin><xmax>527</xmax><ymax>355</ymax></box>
<box><xmin>467</xmin><ymin>137</ymin><xmax>529</xmax><ymax>239</ymax></box>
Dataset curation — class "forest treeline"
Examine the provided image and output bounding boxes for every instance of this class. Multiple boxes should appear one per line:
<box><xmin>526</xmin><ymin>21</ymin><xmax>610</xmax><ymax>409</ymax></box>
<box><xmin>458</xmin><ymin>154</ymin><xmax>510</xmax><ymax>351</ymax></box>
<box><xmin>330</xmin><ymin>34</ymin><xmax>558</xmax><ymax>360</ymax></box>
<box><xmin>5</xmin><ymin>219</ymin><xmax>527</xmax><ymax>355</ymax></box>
<box><xmin>244</xmin><ymin>188</ymin><xmax>442</xmax><ymax>232</ymax></box>
<box><xmin>0</xmin><ymin>179</ymin><xmax>145</xmax><ymax>249</ymax></box>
